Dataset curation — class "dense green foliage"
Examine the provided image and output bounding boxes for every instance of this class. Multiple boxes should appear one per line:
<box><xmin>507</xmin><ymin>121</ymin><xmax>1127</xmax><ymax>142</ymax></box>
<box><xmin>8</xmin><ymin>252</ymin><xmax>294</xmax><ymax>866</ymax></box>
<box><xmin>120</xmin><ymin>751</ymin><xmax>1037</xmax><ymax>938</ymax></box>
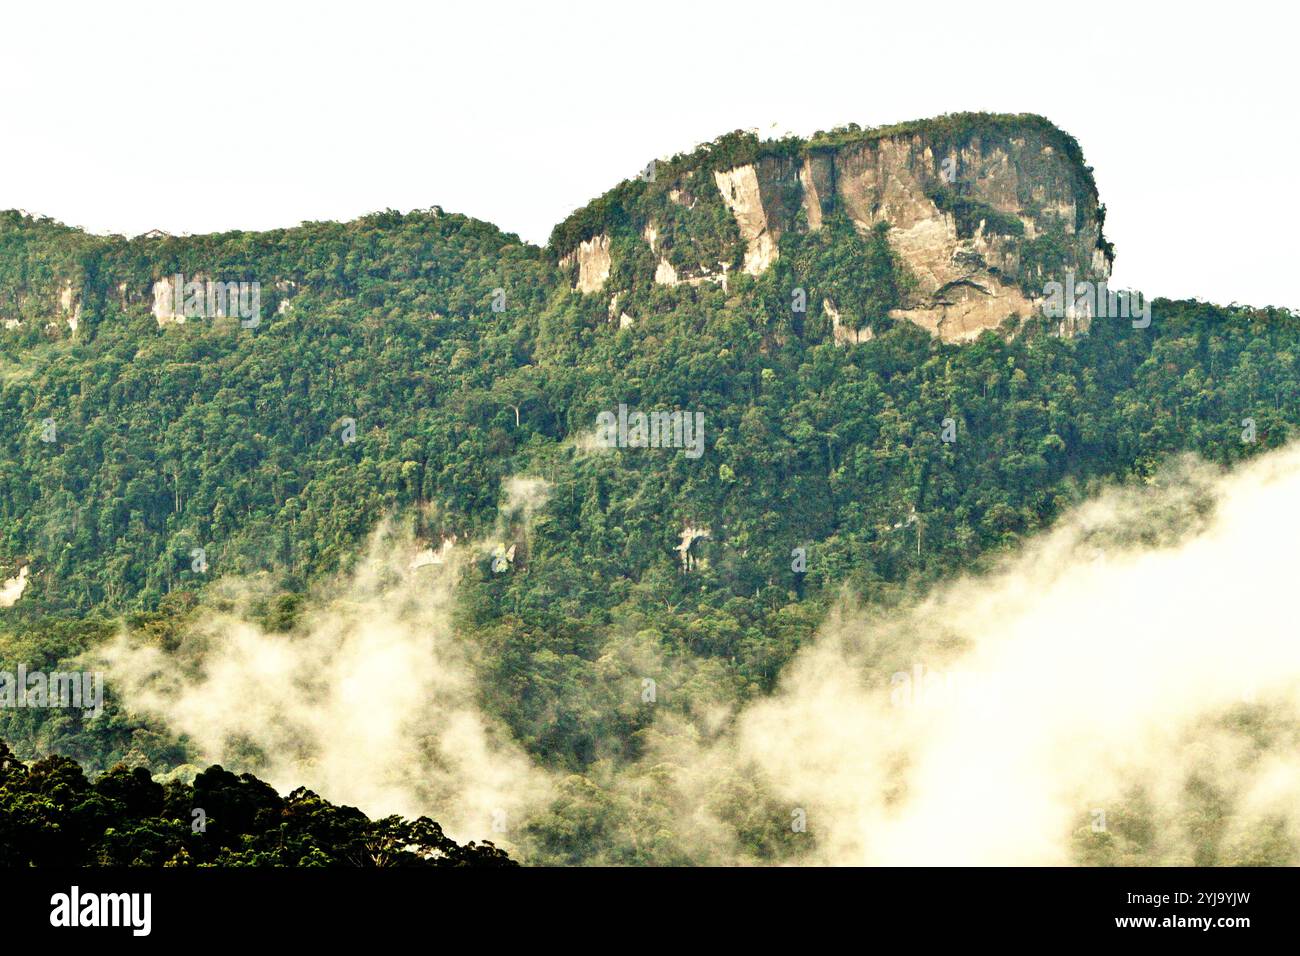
<box><xmin>0</xmin><ymin>741</ymin><xmax>513</xmax><ymax>866</ymax></box>
<box><xmin>549</xmin><ymin>113</ymin><xmax>1102</xmax><ymax>254</ymax></box>
<box><xmin>2</xmin><ymin>113</ymin><xmax>1299</xmax><ymax>864</ymax></box>
<box><xmin>0</xmin><ymin>208</ymin><xmax>554</xmax><ymax>613</ymax></box>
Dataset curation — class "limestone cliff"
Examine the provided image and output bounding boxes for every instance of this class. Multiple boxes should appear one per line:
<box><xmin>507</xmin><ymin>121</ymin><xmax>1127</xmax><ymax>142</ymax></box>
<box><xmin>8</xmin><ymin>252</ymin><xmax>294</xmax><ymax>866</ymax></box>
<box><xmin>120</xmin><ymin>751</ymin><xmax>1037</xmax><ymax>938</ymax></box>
<box><xmin>0</xmin><ymin>213</ymin><xmax>93</xmax><ymax>337</ymax></box>
<box><xmin>557</xmin><ymin>233</ymin><xmax>612</xmax><ymax>294</ymax></box>
<box><xmin>550</xmin><ymin>113</ymin><xmax>1113</xmax><ymax>343</ymax></box>
<box><xmin>3</xmin><ymin>117</ymin><xmax>1112</xmax><ymax>348</ymax></box>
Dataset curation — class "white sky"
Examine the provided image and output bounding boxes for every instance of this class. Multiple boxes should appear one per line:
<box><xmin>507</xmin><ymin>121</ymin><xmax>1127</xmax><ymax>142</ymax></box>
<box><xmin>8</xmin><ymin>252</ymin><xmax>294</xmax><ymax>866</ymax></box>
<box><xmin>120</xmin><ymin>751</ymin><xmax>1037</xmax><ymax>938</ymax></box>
<box><xmin>1</xmin><ymin>0</ymin><xmax>1294</xmax><ymax>308</ymax></box>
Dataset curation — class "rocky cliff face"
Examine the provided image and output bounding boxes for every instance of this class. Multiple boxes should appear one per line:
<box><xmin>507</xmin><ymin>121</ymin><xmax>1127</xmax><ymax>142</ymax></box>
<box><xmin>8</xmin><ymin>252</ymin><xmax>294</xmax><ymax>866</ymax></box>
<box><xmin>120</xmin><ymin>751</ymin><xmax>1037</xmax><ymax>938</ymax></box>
<box><xmin>0</xmin><ymin>213</ymin><xmax>92</xmax><ymax>336</ymax></box>
<box><xmin>4</xmin><ymin>116</ymin><xmax>1111</xmax><ymax>348</ymax></box>
<box><xmin>557</xmin><ymin>233</ymin><xmax>612</xmax><ymax>295</ymax></box>
<box><xmin>551</xmin><ymin>114</ymin><xmax>1113</xmax><ymax>343</ymax></box>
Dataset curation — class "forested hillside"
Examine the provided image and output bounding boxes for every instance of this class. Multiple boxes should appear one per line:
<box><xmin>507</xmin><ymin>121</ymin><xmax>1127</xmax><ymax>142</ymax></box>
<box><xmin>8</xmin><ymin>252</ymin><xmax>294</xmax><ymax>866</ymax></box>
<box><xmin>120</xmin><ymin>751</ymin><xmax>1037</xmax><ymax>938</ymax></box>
<box><xmin>2</xmin><ymin>115</ymin><xmax>1299</xmax><ymax>865</ymax></box>
<box><xmin>0</xmin><ymin>742</ymin><xmax>513</xmax><ymax>866</ymax></box>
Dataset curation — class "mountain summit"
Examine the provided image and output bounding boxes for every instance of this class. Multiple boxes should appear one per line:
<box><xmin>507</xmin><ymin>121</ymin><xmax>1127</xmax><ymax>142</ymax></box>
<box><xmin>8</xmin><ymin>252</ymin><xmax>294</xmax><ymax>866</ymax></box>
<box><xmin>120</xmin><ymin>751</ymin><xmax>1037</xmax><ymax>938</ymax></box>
<box><xmin>0</xmin><ymin>109</ymin><xmax>1297</xmax><ymax>869</ymax></box>
<box><xmin>3</xmin><ymin>113</ymin><xmax>1112</xmax><ymax>348</ymax></box>
<box><xmin>553</xmin><ymin>113</ymin><xmax>1113</xmax><ymax>342</ymax></box>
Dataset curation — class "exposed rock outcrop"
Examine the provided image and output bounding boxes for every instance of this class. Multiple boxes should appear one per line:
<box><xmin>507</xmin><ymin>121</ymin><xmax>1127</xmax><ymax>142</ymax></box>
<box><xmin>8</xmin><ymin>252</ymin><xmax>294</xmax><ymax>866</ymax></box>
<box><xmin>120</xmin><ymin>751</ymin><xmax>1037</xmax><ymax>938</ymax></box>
<box><xmin>826</xmin><ymin>298</ymin><xmax>873</xmax><ymax>345</ymax></box>
<box><xmin>0</xmin><ymin>565</ymin><xmax>29</xmax><ymax>607</ymax></box>
<box><xmin>714</xmin><ymin>165</ymin><xmax>779</xmax><ymax>276</ymax></box>
<box><xmin>676</xmin><ymin>526</ymin><xmax>711</xmax><ymax>572</ymax></box>
<box><xmin>0</xmin><ymin>277</ymin><xmax>82</xmax><ymax>334</ymax></box>
<box><xmin>558</xmin><ymin>233</ymin><xmax>612</xmax><ymax>294</ymax></box>
<box><xmin>409</xmin><ymin>535</ymin><xmax>458</xmax><ymax>570</ymax></box>
<box><xmin>552</xmin><ymin>114</ymin><xmax>1112</xmax><ymax>344</ymax></box>
<box><xmin>152</xmin><ymin>276</ymin><xmax>184</xmax><ymax>326</ymax></box>
<box><xmin>60</xmin><ymin>281</ymin><xmax>81</xmax><ymax>333</ymax></box>
<box><xmin>820</xmin><ymin>131</ymin><xmax>1107</xmax><ymax>341</ymax></box>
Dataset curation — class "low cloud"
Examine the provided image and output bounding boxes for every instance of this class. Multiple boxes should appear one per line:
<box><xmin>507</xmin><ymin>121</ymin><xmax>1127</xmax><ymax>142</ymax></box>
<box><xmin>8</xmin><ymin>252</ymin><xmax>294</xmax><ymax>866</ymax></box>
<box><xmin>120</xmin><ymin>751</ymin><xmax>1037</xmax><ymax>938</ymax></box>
<box><xmin>100</xmin><ymin>502</ymin><xmax>554</xmax><ymax>851</ymax></box>
<box><xmin>101</xmin><ymin>446</ymin><xmax>1300</xmax><ymax>865</ymax></box>
<box><xmin>722</xmin><ymin>446</ymin><xmax>1300</xmax><ymax>864</ymax></box>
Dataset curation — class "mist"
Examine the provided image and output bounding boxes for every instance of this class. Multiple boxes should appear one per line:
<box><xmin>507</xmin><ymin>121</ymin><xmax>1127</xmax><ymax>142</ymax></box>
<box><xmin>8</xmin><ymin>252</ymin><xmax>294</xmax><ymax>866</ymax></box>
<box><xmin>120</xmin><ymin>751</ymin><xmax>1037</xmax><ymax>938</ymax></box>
<box><xmin>722</xmin><ymin>445</ymin><xmax>1300</xmax><ymax>864</ymax></box>
<box><xmin>101</xmin><ymin>446</ymin><xmax>1300</xmax><ymax>864</ymax></box>
<box><xmin>100</xmin><ymin>510</ymin><xmax>554</xmax><ymax>850</ymax></box>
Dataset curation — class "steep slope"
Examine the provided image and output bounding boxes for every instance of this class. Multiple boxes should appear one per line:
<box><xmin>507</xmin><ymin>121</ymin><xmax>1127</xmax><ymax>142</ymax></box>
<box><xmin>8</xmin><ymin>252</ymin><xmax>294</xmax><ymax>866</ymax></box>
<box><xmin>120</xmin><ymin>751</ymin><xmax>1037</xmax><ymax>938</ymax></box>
<box><xmin>551</xmin><ymin>113</ymin><xmax>1113</xmax><ymax>342</ymax></box>
<box><xmin>0</xmin><ymin>114</ymin><xmax>1298</xmax><ymax>865</ymax></box>
<box><xmin>0</xmin><ymin>208</ymin><xmax>558</xmax><ymax>613</ymax></box>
